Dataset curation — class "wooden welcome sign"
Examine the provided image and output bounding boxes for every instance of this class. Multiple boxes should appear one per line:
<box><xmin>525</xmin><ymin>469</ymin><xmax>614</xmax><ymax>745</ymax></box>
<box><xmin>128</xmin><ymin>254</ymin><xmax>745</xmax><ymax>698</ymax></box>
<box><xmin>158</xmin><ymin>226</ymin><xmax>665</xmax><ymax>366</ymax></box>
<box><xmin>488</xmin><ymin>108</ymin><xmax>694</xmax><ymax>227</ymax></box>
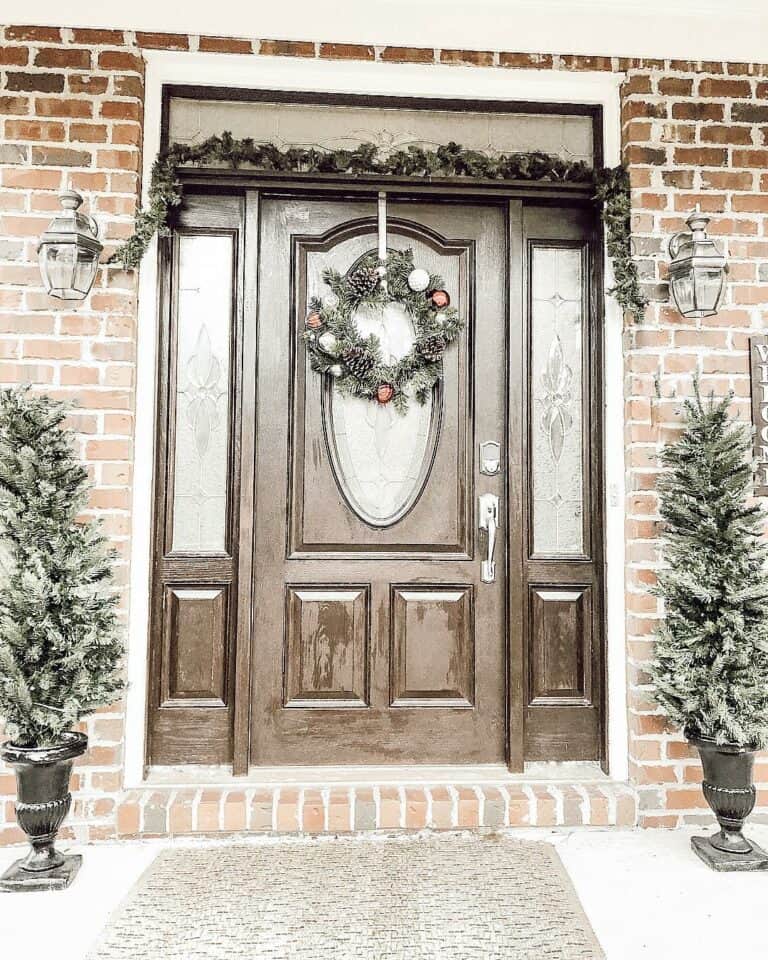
<box><xmin>750</xmin><ymin>335</ymin><xmax>768</xmax><ymax>496</ymax></box>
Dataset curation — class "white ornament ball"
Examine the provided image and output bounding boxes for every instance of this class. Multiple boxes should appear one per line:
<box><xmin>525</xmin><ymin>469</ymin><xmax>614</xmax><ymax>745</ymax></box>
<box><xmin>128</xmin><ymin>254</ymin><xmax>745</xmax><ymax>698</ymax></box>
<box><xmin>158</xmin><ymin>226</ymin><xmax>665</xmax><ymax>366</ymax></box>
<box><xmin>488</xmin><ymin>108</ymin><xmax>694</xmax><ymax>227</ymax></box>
<box><xmin>318</xmin><ymin>331</ymin><xmax>338</xmax><ymax>354</ymax></box>
<box><xmin>376</xmin><ymin>265</ymin><xmax>387</xmax><ymax>278</ymax></box>
<box><xmin>435</xmin><ymin>311</ymin><xmax>448</xmax><ymax>327</ymax></box>
<box><xmin>328</xmin><ymin>364</ymin><xmax>343</xmax><ymax>377</ymax></box>
<box><xmin>323</xmin><ymin>292</ymin><xmax>340</xmax><ymax>310</ymax></box>
<box><xmin>408</xmin><ymin>268</ymin><xmax>430</xmax><ymax>293</ymax></box>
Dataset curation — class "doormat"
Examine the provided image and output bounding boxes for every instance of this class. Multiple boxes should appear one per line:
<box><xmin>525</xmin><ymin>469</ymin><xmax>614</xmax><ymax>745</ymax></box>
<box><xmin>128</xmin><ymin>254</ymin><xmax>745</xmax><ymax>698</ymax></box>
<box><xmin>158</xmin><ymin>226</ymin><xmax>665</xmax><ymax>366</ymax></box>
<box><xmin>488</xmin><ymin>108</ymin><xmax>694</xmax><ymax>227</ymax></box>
<box><xmin>87</xmin><ymin>834</ymin><xmax>604</xmax><ymax>960</ymax></box>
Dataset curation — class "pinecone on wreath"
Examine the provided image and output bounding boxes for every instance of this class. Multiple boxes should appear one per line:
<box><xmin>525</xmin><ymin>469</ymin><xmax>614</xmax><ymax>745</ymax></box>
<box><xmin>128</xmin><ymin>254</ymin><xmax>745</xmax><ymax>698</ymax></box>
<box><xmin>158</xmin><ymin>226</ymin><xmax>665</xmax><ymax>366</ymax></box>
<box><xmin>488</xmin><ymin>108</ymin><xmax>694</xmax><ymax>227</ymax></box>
<box><xmin>347</xmin><ymin>265</ymin><xmax>380</xmax><ymax>299</ymax></box>
<box><xmin>343</xmin><ymin>345</ymin><xmax>376</xmax><ymax>378</ymax></box>
<box><xmin>416</xmin><ymin>335</ymin><xmax>446</xmax><ymax>363</ymax></box>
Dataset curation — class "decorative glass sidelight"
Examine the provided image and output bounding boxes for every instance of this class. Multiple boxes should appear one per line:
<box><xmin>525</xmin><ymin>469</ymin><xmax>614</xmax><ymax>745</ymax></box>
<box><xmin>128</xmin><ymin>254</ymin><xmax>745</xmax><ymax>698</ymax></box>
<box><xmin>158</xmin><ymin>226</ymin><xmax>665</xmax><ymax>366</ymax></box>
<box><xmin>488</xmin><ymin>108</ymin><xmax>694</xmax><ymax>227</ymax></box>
<box><xmin>171</xmin><ymin>234</ymin><xmax>233</xmax><ymax>552</ymax></box>
<box><xmin>323</xmin><ymin>290</ymin><xmax>441</xmax><ymax>526</ymax></box>
<box><xmin>531</xmin><ymin>246</ymin><xmax>585</xmax><ymax>556</ymax></box>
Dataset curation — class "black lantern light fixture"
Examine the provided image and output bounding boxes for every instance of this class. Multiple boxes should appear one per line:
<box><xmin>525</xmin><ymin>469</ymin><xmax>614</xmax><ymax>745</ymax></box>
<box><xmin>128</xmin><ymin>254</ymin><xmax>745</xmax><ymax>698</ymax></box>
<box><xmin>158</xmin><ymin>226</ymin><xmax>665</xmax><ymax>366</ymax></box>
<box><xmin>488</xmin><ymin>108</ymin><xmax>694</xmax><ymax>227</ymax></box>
<box><xmin>668</xmin><ymin>206</ymin><xmax>728</xmax><ymax>319</ymax></box>
<box><xmin>38</xmin><ymin>190</ymin><xmax>103</xmax><ymax>301</ymax></box>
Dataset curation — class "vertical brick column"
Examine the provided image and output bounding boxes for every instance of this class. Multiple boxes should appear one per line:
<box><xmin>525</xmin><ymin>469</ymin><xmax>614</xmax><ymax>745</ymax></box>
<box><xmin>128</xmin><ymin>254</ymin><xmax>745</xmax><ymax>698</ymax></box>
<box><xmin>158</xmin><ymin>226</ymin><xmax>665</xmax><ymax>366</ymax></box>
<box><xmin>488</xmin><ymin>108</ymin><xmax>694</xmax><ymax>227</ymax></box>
<box><xmin>620</xmin><ymin>58</ymin><xmax>768</xmax><ymax>825</ymax></box>
<box><xmin>0</xmin><ymin>24</ymin><xmax>144</xmax><ymax>844</ymax></box>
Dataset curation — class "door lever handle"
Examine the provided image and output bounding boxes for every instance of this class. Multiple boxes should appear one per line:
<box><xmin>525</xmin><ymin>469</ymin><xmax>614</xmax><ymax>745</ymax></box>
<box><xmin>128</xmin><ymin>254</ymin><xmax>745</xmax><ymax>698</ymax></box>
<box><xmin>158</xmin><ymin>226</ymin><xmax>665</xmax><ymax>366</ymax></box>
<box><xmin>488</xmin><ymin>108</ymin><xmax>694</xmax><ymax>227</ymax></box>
<box><xmin>478</xmin><ymin>493</ymin><xmax>499</xmax><ymax>584</ymax></box>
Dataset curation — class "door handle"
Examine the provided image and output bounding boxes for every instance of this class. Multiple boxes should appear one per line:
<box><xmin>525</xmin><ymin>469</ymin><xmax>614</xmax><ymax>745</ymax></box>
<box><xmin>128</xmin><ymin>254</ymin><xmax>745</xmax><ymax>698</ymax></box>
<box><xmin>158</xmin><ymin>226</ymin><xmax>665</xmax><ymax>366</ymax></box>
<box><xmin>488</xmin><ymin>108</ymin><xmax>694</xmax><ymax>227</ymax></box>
<box><xmin>478</xmin><ymin>493</ymin><xmax>499</xmax><ymax>583</ymax></box>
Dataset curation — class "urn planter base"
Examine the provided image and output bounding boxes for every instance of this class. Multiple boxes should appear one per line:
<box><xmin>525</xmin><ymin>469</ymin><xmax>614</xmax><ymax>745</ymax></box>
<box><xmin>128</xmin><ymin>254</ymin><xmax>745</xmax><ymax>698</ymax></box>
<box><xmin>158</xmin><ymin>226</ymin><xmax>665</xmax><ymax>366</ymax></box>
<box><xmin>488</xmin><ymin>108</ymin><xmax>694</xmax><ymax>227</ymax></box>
<box><xmin>0</xmin><ymin>854</ymin><xmax>82</xmax><ymax>892</ymax></box>
<box><xmin>691</xmin><ymin>835</ymin><xmax>768</xmax><ymax>872</ymax></box>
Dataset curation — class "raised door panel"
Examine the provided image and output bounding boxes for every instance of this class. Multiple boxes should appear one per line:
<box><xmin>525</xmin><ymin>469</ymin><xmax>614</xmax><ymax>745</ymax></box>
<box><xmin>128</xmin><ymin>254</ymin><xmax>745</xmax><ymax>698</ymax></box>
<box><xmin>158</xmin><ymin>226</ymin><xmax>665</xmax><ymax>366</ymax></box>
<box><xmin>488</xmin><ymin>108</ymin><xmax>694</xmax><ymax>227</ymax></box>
<box><xmin>161</xmin><ymin>585</ymin><xmax>228</xmax><ymax>706</ymax></box>
<box><xmin>391</xmin><ymin>586</ymin><xmax>474</xmax><ymax>707</ymax></box>
<box><xmin>284</xmin><ymin>586</ymin><xmax>369</xmax><ymax>708</ymax></box>
<box><xmin>529</xmin><ymin>586</ymin><xmax>591</xmax><ymax>705</ymax></box>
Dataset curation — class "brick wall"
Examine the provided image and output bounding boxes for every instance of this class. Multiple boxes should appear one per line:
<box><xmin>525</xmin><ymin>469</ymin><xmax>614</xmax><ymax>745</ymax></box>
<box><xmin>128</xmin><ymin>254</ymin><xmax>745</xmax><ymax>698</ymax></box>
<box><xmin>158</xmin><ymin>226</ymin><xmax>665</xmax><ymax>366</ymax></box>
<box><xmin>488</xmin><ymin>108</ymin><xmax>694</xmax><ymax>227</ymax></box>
<box><xmin>1</xmin><ymin>24</ymin><xmax>767</xmax><ymax>842</ymax></box>
<box><xmin>620</xmin><ymin>60</ymin><xmax>768</xmax><ymax>826</ymax></box>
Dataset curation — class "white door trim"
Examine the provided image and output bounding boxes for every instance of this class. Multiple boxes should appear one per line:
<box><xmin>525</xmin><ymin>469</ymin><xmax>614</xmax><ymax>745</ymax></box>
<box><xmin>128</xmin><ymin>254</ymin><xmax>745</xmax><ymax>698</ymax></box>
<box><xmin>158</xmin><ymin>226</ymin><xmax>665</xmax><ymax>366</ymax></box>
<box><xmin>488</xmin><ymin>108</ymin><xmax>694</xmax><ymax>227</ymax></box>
<box><xmin>124</xmin><ymin>49</ymin><xmax>628</xmax><ymax>786</ymax></box>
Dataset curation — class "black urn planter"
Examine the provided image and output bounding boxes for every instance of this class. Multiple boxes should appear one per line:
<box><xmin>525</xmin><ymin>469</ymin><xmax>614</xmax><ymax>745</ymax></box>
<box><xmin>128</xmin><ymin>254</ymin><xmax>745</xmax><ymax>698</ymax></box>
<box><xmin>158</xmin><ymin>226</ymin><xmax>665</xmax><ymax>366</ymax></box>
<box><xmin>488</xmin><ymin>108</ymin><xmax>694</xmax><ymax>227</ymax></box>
<box><xmin>0</xmin><ymin>731</ymin><xmax>87</xmax><ymax>892</ymax></box>
<box><xmin>689</xmin><ymin>734</ymin><xmax>768</xmax><ymax>872</ymax></box>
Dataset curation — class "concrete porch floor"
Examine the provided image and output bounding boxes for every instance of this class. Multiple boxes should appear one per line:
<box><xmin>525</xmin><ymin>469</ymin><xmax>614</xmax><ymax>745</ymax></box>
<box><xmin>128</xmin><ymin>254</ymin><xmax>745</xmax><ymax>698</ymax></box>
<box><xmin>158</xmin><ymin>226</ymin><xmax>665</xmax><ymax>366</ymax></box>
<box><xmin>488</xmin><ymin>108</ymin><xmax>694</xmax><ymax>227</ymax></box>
<box><xmin>1</xmin><ymin>826</ymin><xmax>767</xmax><ymax>959</ymax></box>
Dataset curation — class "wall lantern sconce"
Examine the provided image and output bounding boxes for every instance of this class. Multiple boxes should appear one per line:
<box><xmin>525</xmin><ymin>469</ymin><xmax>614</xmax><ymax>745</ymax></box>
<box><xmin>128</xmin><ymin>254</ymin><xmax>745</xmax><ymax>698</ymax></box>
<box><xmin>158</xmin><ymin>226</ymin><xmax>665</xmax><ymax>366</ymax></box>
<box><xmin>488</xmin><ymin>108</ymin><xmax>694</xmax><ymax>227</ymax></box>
<box><xmin>38</xmin><ymin>190</ymin><xmax>103</xmax><ymax>301</ymax></box>
<box><xmin>668</xmin><ymin>207</ymin><xmax>728</xmax><ymax>319</ymax></box>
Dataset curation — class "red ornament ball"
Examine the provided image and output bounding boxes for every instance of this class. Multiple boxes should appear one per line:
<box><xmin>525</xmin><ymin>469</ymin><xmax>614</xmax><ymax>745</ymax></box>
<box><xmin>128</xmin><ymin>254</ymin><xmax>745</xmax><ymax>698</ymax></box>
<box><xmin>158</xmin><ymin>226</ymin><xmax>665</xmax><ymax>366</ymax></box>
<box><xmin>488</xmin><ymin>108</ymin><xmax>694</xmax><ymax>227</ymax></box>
<box><xmin>428</xmin><ymin>289</ymin><xmax>450</xmax><ymax>309</ymax></box>
<box><xmin>306</xmin><ymin>312</ymin><xmax>323</xmax><ymax>330</ymax></box>
<box><xmin>376</xmin><ymin>383</ymin><xmax>395</xmax><ymax>405</ymax></box>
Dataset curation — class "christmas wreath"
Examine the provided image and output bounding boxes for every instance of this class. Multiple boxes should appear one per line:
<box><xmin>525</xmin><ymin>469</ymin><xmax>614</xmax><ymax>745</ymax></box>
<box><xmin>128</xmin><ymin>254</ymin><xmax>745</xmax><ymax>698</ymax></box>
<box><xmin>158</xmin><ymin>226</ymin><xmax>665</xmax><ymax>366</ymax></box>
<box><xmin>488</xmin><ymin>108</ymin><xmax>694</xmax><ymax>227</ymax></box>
<box><xmin>302</xmin><ymin>248</ymin><xmax>462</xmax><ymax>414</ymax></box>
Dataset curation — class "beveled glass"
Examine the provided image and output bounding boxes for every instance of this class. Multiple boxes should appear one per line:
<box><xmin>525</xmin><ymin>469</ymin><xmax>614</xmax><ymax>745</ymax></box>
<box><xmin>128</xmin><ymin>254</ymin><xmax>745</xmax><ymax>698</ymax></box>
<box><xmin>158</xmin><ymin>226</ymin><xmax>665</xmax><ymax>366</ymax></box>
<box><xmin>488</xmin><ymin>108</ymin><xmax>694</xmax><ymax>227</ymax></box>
<box><xmin>170</xmin><ymin>234</ymin><xmax>233</xmax><ymax>552</ymax></box>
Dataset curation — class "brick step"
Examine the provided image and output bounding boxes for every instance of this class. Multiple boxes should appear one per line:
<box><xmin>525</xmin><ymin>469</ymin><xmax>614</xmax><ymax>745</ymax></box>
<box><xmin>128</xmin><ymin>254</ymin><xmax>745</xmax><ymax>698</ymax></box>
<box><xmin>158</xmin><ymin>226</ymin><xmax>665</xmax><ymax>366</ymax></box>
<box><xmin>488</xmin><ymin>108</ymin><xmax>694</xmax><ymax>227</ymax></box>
<box><xmin>112</xmin><ymin>782</ymin><xmax>638</xmax><ymax>839</ymax></box>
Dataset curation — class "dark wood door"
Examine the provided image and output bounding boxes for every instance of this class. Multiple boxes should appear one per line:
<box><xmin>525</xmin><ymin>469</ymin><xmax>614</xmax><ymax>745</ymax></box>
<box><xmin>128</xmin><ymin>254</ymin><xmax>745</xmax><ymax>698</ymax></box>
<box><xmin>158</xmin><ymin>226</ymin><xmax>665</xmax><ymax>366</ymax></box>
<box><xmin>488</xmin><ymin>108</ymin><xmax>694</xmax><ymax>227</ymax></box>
<box><xmin>250</xmin><ymin>198</ymin><xmax>508</xmax><ymax>764</ymax></box>
<box><xmin>145</xmin><ymin>189</ymin><xmax>605</xmax><ymax>771</ymax></box>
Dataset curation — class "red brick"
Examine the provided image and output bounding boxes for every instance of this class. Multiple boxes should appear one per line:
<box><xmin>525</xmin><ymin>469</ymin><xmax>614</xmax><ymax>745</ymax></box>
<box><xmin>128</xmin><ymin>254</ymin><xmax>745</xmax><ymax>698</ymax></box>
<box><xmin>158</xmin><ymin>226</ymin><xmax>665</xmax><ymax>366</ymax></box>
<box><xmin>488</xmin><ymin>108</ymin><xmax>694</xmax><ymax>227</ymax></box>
<box><xmin>301</xmin><ymin>790</ymin><xmax>324</xmax><ymax>832</ymax></box>
<box><xmin>698</xmin><ymin>77</ymin><xmax>752</xmax><ymax>98</ymax></box>
<box><xmin>673</xmin><ymin>146</ymin><xmax>728</xmax><ymax>166</ymax></box>
<box><xmin>100</xmin><ymin>101</ymin><xmax>142</xmax><ymax>122</ymax></box>
<box><xmin>70</xmin><ymin>123</ymin><xmax>109</xmax><ymax>144</ymax></box>
<box><xmin>499</xmin><ymin>52</ymin><xmax>553</xmax><ymax>69</ymax></box>
<box><xmin>561</xmin><ymin>54</ymin><xmax>614</xmax><ymax>71</ymax></box>
<box><xmin>35</xmin><ymin>98</ymin><xmax>93</xmax><ymax>118</ymax></box>
<box><xmin>199</xmin><ymin>36</ymin><xmax>253</xmax><ymax>54</ymax></box>
<box><xmin>5</xmin><ymin>72</ymin><xmax>65</xmax><ymax>94</ymax></box>
<box><xmin>404</xmin><ymin>788</ymin><xmax>428</xmax><ymax>828</ymax></box>
<box><xmin>259</xmin><ymin>39</ymin><xmax>315</xmax><ymax>58</ymax></box>
<box><xmin>68</xmin><ymin>75</ymin><xmax>109</xmax><ymax>96</ymax></box>
<box><xmin>380</xmin><ymin>46</ymin><xmax>434</xmax><ymax>63</ymax></box>
<box><xmin>699</xmin><ymin>125</ymin><xmax>753</xmax><ymax>144</ymax></box>
<box><xmin>671</xmin><ymin>101</ymin><xmax>723</xmax><ymax>121</ymax></box>
<box><xmin>136</xmin><ymin>32</ymin><xmax>189</xmax><ymax>50</ymax></box>
<box><xmin>658</xmin><ymin>77</ymin><xmax>693</xmax><ymax>96</ymax></box>
<box><xmin>319</xmin><ymin>43</ymin><xmax>375</xmax><ymax>61</ymax></box>
<box><xmin>31</xmin><ymin>146</ymin><xmax>91</xmax><ymax>167</ymax></box>
<box><xmin>6</xmin><ymin>25</ymin><xmax>61</xmax><ymax>42</ymax></box>
<box><xmin>71</xmin><ymin>29</ymin><xmax>125</xmax><ymax>44</ymax></box>
<box><xmin>98</xmin><ymin>51</ymin><xmax>143</xmax><ymax>72</ymax></box>
<box><xmin>624</xmin><ymin>145</ymin><xmax>666</xmax><ymax>165</ymax></box>
<box><xmin>35</xmin><ymin>48</ymin><xmax>92</xmax><ymax>70</ymax></box>
<box><xmin>456</xmin><ymin>788</ymin><xmax>480</xmax><ymax>827</ymax></box>
<box><xmin>113</xmin><ymin>75</ymin><xmax>143</xmax><ymax>98</ymax></box>
<box><xmin>5</xmin><ymin>120</ymin><xmax>65</xmax><ymax>142</ymax></box>
<box><xmin>2</xmin><ymin>168</ymin><xmax>61</xmax><ymax>189</ymax></box>
<box><xmin>327</xmin><ymin>790</ymin><xmax>351</xmax><ymax>832</ymax></box>
<box><xmin>276</xmin><ymin>789</ymin><xmax>299</xmax><ymax>831</ymax></box>
<box><xmin>0</xmin><ymin>95</ymin><xmax>30</xmax><ymax>114</ymax></box>
<box><xmin>440</xmin><ymin>49</ymin><xmax>494</xmax><ymax>67</ymax></box>
<box><xmin>0</xmin><ymin>46</ymin><xmax>29</xmax><ymax>67</ymax></box>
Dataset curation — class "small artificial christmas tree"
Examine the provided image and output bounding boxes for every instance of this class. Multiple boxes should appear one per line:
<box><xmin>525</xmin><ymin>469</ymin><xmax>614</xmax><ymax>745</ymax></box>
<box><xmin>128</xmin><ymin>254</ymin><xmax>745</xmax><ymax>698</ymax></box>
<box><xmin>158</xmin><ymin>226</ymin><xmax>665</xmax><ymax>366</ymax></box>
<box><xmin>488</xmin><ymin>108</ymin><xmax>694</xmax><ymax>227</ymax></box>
<box><xmin>649</xmin><ymin>383</ymin><xmax>768</xmax><ymax>748</ymax></box>
<box><xmin>0</xmin><ymin>387</ymin><xmax>124</xmax><ymax>747</ymax></box>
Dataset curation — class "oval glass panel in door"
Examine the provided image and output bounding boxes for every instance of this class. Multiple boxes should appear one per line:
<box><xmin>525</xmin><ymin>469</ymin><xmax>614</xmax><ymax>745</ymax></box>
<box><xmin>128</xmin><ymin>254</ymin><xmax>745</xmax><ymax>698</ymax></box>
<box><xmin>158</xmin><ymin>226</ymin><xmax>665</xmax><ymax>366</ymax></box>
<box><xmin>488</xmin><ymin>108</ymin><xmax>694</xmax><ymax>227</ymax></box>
<box><xmin>323</xmin><ymin>286</ymin><xmax>443</xmax><ymax>527</ymax></box>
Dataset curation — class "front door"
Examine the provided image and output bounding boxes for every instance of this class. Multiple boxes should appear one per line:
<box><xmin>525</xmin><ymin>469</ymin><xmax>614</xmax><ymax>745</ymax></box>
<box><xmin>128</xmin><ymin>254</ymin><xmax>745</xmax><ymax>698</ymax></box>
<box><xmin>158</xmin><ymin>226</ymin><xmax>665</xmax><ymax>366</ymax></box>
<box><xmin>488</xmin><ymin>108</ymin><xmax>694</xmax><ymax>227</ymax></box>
<box><xmin>251</xmin><ymin>198</ymin><xmax>507</xmax><ymax>765</ymax></box>
<box><xmin>146</xmin><ymin>187</ymin><xmax>606</xmax><ymax>772</ymax></box>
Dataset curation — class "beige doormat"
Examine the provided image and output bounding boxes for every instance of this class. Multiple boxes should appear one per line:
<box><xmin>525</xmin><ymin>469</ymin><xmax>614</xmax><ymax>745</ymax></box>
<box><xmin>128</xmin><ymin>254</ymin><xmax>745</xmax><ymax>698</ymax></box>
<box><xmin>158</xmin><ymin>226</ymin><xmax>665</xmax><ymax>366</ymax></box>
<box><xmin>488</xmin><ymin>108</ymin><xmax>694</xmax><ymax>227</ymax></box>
<box><xmin>87</xmin><ymin>834</ymin><xmax>604</xmax><ymax>960</ymax></box>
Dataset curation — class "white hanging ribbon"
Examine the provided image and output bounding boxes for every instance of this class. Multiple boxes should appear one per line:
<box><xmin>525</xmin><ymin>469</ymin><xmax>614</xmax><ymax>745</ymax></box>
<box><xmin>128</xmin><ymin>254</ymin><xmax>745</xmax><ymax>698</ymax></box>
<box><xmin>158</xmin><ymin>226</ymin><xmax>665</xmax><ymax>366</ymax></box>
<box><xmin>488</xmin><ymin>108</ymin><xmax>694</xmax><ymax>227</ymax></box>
<box><xmin>377</xmin><ymin>190</ymin><xmax>388</xmax><ymax>293</ymax></box>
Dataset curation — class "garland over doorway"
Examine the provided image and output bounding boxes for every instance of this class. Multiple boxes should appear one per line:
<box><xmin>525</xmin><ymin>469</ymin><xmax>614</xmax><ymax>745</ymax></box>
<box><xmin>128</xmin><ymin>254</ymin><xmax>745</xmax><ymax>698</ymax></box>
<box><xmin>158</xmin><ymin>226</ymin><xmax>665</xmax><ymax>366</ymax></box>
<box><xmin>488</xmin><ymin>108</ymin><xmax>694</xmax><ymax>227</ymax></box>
<box><xmin>112</xmin><ymin>134</ymin><xmax>648</xmax><ymax>320</ymax></box>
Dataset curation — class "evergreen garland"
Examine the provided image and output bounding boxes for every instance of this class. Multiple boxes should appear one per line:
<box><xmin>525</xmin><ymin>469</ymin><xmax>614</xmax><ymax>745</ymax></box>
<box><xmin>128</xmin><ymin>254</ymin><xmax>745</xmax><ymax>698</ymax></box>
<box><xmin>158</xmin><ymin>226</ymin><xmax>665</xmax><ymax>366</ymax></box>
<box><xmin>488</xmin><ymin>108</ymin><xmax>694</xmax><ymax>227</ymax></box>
<box><xmin>303</xmin><ymin>248</ymin><xmax>462</xmax><ymax>413</ymax></box>
<box><xmin>111</xmin><ymin>134</ymin><xmax>647</xmax><ymax>321</ymax></box>
<box><xmin>0</xmin><ymin>388</ymin><xmax>124</xmax><ymax>747</ymax></box>
<box><xmin>649</xmin><ymin>384</ymin><xmax>768</xmax><ymax>748</ymax></box>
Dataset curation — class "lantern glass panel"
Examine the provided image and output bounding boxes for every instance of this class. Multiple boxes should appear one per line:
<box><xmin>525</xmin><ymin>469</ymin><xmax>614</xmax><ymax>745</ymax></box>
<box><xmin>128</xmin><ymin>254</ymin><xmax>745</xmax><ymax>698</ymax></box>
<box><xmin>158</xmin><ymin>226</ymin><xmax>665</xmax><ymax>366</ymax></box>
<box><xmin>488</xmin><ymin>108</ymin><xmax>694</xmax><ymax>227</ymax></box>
<box><xmin>670</xmin><ymin>272</ymin><xmax>695</xmax><ymax>316</ymax></box>
<box><xmin>39</xmin><ymin>241</ymin><xmax>99</xmax><ymax>300</ymax></box>
<box><xmin>694</xmin><ymin>266</ymin><xmax>725</xmax><ymax>316</ymax></box>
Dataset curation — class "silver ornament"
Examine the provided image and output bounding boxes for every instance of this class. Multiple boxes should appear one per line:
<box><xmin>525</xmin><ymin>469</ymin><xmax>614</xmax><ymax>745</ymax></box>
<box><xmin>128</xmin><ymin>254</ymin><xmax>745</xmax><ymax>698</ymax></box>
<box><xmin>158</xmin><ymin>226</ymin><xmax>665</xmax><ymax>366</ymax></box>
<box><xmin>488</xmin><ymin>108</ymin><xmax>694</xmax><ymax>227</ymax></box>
<box><xmin>435</xmin><ymin>311</ymin><xmax>448</xmax><ymax>326</ymax></box>
<box><xmin>375</xmin><ymin>265</ymin><xmax>387</xmax><ymax>277</ymax></box>
<box><xmin>328</xmin><ymin>364</ymin><xmax>343</xmax><ymax>377</ymax></box>
<box><xmin>323</xmin><ymin>292</ymin><xmax>340</xmax><ymax>310</ymax></box>
<box><xmin>407</xmin><ymin>268</ymin><xmax>430</xmax><ymax>292</ymax></box>
<box><xmin>318</xmin><ymin>331</ymin><xmax>338</xmax><ymax>354</ymax></box>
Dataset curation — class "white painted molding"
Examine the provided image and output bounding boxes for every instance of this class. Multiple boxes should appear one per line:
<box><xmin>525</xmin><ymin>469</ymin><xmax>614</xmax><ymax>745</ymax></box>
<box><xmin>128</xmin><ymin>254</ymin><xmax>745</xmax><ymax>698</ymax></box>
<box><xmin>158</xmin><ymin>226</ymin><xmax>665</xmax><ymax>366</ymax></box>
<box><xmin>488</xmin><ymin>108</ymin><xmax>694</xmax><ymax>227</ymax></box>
<box><xmin>13</xmin><ymin>0</ymin><xmax>768</xmax><ymax>64</ymax></box>
<box><xmin>124</xmin><ymin>50</ymin><xmax>629</xmax><ymax>786</ymax></box>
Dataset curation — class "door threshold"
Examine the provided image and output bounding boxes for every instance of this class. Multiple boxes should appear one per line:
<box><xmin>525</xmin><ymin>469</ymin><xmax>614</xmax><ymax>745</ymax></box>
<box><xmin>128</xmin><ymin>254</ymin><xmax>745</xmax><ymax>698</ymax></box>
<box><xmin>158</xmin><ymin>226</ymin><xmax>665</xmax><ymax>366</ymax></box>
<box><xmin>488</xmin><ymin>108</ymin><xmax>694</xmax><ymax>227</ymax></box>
<box><xmin>142</xmin><ymin>761</ymin><xmax>609</xmax><ymax>788</ymax></box>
